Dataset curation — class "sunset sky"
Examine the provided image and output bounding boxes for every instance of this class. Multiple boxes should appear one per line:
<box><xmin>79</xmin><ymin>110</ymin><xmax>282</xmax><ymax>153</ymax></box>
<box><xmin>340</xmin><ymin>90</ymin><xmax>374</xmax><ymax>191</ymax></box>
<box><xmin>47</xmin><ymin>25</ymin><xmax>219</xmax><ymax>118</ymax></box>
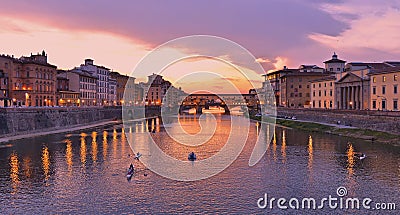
<box><xmin>1</xmin><ymin>0</ymin><xmax>399</xmax><ymax>93</ymax></box>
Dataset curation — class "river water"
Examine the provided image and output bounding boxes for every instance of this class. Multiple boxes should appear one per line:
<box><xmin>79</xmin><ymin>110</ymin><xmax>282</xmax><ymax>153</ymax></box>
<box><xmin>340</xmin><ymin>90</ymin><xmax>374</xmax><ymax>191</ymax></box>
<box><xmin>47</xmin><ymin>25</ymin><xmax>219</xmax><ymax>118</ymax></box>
<box><xmin>0</xmin><ymin>115</ymin><xmax>399</xmax><ymax>214</ymax></box>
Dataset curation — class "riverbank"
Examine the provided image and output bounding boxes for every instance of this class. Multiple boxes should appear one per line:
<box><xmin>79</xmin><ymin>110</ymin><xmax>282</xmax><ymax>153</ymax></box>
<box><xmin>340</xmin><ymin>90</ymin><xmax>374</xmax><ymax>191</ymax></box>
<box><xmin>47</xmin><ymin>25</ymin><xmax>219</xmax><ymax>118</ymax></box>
<box><xmin>253</xmin><ymin>115</ymin><xmax>400</xmax><ymax>145</ymax></box>
<box><xmin>0</xmin><ymin>119</ymin><xmax>121</xmax><ymax>143</ymax></box>
<box><xmin>0</xmin><ymin>106</ymin><xmax>122</xmax><ymax>138</ymax></box>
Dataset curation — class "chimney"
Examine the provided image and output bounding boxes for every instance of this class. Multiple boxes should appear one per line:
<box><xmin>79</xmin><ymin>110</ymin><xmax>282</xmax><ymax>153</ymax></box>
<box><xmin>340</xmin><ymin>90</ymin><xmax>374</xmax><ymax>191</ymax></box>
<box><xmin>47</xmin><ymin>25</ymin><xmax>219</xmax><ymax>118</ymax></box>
<box><xmin>85</xmin><ymin>59</ymin><xmax>94</xmax><ymax>65</ymax></box>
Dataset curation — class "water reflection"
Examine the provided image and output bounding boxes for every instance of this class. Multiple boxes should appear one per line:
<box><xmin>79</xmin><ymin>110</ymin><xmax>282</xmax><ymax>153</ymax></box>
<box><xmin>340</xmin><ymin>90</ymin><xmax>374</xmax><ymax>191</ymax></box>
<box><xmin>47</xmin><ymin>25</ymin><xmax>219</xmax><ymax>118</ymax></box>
<box><xmin>42</xmin><ymin>146</ymin><xmax>50</xmax><ymax>181</ymax></box>
<box><xmin>281</xmin><ymin>130</ymin><xmax>286</xmax><ymax>163</ymax></box>
<box><xmin>22</xmin><ymin>157</ymin><xmax>32</xmax><ymax>179</ymax></box>
<box><xmin>65</xmin><ymin>139</ymin><xmax>73</xmax><ymax>173</ymax></box>
<box><xmin>347</xmin><ymin>143</ymin><xmax>355</xmax><ymax>176</ymax></box>
<box><xmin>0</xmin><ymin>116</ymin><xmax>399</xmax><ymax>214</ymax></box>
<box><xmin>272</xmin><ymin>131</ymin><xmax>277</xmax><ymax>162</ymax></box>
<box><xmin>9</xmin><ymin>152</ymin><xmax>19</xmax><ymax>194</ymax></box>
<box><xmin>92</xmin><ymin>132</ymin><xmax>98</xmax><ymax>163</ymax></box>
<box><xmin>113</xmin><ymin>129</ymin><xmax>118</xmax><ymax>159</ymax></box>
<box><xmin>308</xmin><ymin>135</ymin><xmax>313</xmax><ymax>171</ymax></box>
<box><xmin>80</xmin><ymin>133</ymin><xmax>87</xmax><ymax>167</ymax></box>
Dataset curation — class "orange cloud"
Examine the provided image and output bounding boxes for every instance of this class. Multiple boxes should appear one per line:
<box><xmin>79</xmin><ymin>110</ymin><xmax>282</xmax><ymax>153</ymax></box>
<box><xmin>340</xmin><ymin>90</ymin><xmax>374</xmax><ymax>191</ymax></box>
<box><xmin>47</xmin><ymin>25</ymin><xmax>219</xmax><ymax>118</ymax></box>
<box><xmin>266</xmin><ymin>56</ymin><xmax>289</xmax><ymax>73</ymax></box>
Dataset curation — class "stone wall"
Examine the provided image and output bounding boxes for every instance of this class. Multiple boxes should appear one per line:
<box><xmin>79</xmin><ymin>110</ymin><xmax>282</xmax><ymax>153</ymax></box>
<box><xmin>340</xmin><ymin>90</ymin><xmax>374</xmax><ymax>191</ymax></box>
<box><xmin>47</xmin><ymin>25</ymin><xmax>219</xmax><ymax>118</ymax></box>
<box><xmin>0</xmin><ymin>107</ymin><xmax>122</xmax><ymax>137</ymax></box>
<box><xmin>277</xmin><ymin>108</ymin><xmax>400</xmax><ymax>135</ymax></box>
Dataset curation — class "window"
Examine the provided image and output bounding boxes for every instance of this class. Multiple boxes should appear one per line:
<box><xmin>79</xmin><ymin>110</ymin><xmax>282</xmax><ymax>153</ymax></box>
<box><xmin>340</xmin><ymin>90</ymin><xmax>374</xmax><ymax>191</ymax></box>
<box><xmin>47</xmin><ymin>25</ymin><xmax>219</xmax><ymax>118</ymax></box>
<box><xmin>324</xmin><ymin>83</ymin><xmax>327</xmax><ymax>87</ymax></box>
<box><xmin>330</xmin><ymin>68</ymin><xmax>333</xmax><ymax>72</ymax></box>
<box><xmin>394</xmin><ymin>100</ymin><xmax>398</xmax><ymax>110</ymax></box>
<box><xmin>382</xmin><ymin>100</ymin><xmax>386</xmax><ymax>109</ymax></box>
<box><xmin>373</xmin><ymin>77</ymin><xmax>376</xmax><ymax>83</ymax></box>
<box><xmin>330</xmin><ymin>82</ymin><xmax>333</xmax><ymax>86</ymax></box>
<box><xmin>307</xmin><ymin>85</ymin><xmax>309</xmax><ymax>88</ymax></box>
<box><xmin>318</xmin><ymin>100</ymin><xmax>321</xmax><ymax>107</ymax></box>
<box><xmin>372</xmin><ymin>87</ymin><xmax>376</xmax><ymax>95</ymax></box>
<box><xmin>319</xmin><ymin>83</ymin><xmax>321</xmax><ymax>87</ymax></box>
<box><xmin>313</xmin><ymin>91</ymin><xmax>315</xmax><ymax>97</ymax></box>
<box><xmin>330</xmin><ymin>101</ymin><xmax>333</xmax><ymax>108</ymax></box>
<box><xmin>330</xmin><ymin>90</ymin><xmax>332</xmax><ymax>96</ymax></box>
<box><xmin>395</xmin><ymin>75</ymin><xmax>398</xmax><ymax>81</ymax></box>
<box><xmin>299</xmin><ymin>85</ymin><xmax>302</xmax><ymax>89</ymax></box>
<box><xmin>290</xmin><ymin>85</ymin><xmax>293</xmax><ymax>88</ymax></box>
<box><xmin>290</xmin><ymin>93</ymin><xmax>294</xmax><ymax>97</ymax></box>
<box><xmin>313</xmin><ymin>83</ymin><xmax>315</xmax><ymax>88</ymax></box>
<box><xmin>394</xmin><ymin>85</ymin><xmax>398</xmax><ymax>94</ymax></box>
<box><xmin>324</xmin><ymin>90</ymin><xmax>326</xmax><ymax>96</ymax></box>
<box><xmin>337</xmin><ymin>68</ymin><xmax>341</xmax><ymax>71</ymax></box>
<box><xmin>382</xmin><ymin>86</ymin><xmax>386</xmax><ymax>94</ymax></box>
<box><xmin>299</xmin><ymin>93</ymin><xmax>302</xmax><ymax>97</ymax></box>
<box><xmin>372</xmin><ymin>100</ymin><xmax>376</xmax><ymax>109</ymax></box>
<box><xmin>318</xmin><ymin>90</ymin><xmax>321</xmax><ymax>96</ymax></box>
<box><xmin>383</xmin><ymin>76</ymin><xmax>386</xmax><ymax>82</ymax></box>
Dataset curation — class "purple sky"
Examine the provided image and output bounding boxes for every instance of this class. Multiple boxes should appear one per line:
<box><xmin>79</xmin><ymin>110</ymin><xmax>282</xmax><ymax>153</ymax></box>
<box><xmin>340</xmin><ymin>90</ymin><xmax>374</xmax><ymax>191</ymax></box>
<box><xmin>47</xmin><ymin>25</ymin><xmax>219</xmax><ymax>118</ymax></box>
<box><xmin>0</xmin><ymin>0</ymin><xmax>399</xmax><ymax>91</ymax></box>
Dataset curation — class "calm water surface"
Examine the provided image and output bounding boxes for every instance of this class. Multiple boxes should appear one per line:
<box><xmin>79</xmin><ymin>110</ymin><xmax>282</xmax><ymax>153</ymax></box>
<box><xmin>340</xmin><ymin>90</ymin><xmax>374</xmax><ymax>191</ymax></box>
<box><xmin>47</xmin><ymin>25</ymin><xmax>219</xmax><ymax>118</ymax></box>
<box><xmin>0</xmin><ymin>115</ymin><xmax>399</xmax><ymax>214</ymax></box>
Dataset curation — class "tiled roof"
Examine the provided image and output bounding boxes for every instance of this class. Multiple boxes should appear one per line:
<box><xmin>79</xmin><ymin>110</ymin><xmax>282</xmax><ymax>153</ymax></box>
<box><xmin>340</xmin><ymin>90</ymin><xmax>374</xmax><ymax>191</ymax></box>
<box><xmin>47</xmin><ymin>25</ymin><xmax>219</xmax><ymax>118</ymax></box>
<box><xmin>323</xmin><ymin>58</ymin><xmax>346</xmax><ymax>63</ymax></box>
<box><xmin>310</xmin><ymin>76</ymin><xmax>336</xmax><ymax>82</ymax></box>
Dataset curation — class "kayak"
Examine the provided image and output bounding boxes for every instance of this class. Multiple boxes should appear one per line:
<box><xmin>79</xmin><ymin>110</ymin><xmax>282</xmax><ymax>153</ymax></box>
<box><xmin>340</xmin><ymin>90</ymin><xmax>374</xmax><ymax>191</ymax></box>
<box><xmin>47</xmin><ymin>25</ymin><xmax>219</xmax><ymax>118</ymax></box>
<box><xmin>134</xmin><ymin>153</ymin><xmax>142</xmax><ymax>160</ymax></box>
<box><xmin>127</xmin><ymin>168</ymin><xmax>134</xmax><ymax>180</ymax></box>
<box><xmin>188</xmin><ymin>153</ymin><xmax>197</xmax><ymax>161</ymax></box>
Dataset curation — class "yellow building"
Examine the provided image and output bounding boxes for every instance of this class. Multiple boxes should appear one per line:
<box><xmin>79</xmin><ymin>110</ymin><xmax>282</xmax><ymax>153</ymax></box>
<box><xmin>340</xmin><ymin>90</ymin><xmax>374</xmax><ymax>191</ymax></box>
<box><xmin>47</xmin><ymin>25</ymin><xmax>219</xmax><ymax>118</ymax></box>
<box><xmin>310</xmin><ymin>76</ymin><xmax>336</xmax><ymax>109</ymax></box>
<box><xmin>369</xmin><ymin>69</ymin><xmax>400</xmax><ymax>111</ymax></box>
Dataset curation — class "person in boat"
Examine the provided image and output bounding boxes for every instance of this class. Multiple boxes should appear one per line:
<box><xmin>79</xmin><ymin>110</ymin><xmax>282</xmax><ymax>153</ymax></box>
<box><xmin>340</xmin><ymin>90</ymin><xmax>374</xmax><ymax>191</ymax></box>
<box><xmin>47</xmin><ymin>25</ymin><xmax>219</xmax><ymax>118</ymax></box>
<box><xmin>135</xmin><ymin>152</ymin><xmax>142</xmax><ymax>160</ymax></box>
<box><xmin>188</xmin><ymin>152</ymin><xmax>196</xmax><ymax>160</ymax></box>
<box><xmin>129</xmin><ymin>163</ymin><xmax>134</xmax><ymax>170</ymax></box>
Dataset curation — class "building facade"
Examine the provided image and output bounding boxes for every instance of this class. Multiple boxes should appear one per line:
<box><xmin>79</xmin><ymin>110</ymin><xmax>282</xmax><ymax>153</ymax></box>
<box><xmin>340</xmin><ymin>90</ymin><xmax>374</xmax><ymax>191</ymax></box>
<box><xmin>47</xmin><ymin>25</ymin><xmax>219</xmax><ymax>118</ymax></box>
<box><xmin>335</xmin><ymin>70</ymin><xmax>370</xmax><ymax>110</ymax></box>
<box><xmin>56</xmin><ymin>70</ymin><xmax>80</xmax><ymax>106</ymax></box>
<box><xmin>79</xmin><ymin>59</ymin><xmax>111</xmax><ymax>105</ymax></box>
<box><xmin>310</xmin><ymin>76</ymin><xmax>336</xmax><ymax>109</ymax></box>
<box><xmin>0</xmin><ymin>51</ymin><xmax>57</xmax><ymax>107</ymax></box>
<box><xmin>309</xmin><ymin>53</ymin><xmax>347</xmax><ymax>109</ymax></box>
<box><xmin>108</xmin><ymin>77</ymin><xmax>117</xmax><ymax>105</ymax></box>
<box><xmin>280</xmin><ymin>71</ymin><xmax>329</xmax><ymax>108</ymax></box>
<box><xmin>0</xmin><ymin>55</ymin><xmax>12</xmax><ymax>107</ymax></box>
<box><xmin>369</xmin><ymin>69</ymin><xmax>400</xmax><ymax>111</ymax></box>
<box><xmin>59</xmin><ymin>69</ymin><xmax>97</xmax><ymax>106</ymax></box>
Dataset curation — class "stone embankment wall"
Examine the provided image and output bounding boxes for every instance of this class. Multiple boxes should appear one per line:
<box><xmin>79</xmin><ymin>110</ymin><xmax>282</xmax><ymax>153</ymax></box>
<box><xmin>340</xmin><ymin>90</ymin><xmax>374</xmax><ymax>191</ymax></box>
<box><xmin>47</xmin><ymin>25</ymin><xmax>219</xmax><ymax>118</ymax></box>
<box><xmin>0</xmin><ymin>107</ymin><xmax>122</xmax><ymax>137</ymax></box>
<box><xmin>277</xmin><ymin>108</ymin><xmax>400</xmax><ymax>135</ymax></box>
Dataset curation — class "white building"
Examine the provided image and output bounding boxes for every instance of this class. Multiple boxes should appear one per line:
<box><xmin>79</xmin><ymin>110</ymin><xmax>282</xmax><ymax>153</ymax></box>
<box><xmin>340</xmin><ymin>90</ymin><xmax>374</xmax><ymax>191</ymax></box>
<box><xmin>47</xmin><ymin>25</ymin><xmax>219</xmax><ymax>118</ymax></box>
<box><xmin>108</xmin><ymin>77</ymin><xmax>117</xmax><ymax>105</ymax></box>
<box><xmin>79</xmin><ymin>59</ymin><xmax>111</xmax><ymax>106</ymax></box>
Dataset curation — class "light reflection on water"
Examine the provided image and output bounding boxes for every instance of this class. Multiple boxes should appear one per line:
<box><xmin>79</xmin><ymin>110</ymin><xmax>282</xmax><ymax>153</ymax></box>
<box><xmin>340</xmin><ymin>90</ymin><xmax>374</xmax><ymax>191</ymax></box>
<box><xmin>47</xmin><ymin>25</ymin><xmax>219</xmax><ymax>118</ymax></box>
<box><xmin>9</xmin><ymin>152</ymin><xmax>19</xmax><ymax>194</ymax></box>
<box><xmin>308</xmin><ymin>135</ymin><xmax>313</xmax><ymax>171</ymax></box>
<box><xmin>41</xmin><ymin>146</ymin><xmax>50</xmax><ymax>183</ymax></box>
<box><xmin>0</xmin><ymin>115</ymin><xmax>399</xmax><ymax>214</ymax></box>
